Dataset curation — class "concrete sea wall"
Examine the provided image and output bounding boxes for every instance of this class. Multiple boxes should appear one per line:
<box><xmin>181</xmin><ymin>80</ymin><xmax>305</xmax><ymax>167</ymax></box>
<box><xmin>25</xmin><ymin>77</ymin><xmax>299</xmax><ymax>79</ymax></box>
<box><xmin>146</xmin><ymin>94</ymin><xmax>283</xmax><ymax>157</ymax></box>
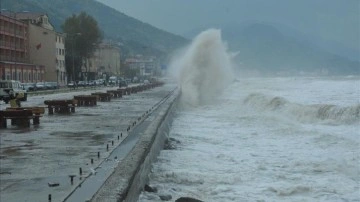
<box><xmin>91</xmin><ymin>89</ymin><xmax>179</xmax><ymax>202</ymax></box>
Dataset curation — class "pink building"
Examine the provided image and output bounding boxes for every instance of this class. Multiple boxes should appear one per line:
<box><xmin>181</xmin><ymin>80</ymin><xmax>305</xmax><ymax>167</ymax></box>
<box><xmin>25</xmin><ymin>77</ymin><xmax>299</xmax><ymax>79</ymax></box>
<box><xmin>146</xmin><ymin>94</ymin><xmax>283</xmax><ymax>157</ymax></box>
<box><xmin>0</xmin><ymin>12</ymin><xmax>44</xmax><ymax>82</ymax></box>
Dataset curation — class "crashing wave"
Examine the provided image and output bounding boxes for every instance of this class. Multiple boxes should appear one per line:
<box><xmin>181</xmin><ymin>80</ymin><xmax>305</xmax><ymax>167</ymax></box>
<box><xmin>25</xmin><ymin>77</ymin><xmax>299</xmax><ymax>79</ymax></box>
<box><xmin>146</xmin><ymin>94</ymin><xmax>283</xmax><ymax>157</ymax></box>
<box><xmin>168</xmin><ymin>29</ymin><xmax>234</xmax><ymax>107</ymax></box>
<box><xmin>244</xmin><ymin>93</ymin><xmax>360</xmax><ymax>124</ymax></box>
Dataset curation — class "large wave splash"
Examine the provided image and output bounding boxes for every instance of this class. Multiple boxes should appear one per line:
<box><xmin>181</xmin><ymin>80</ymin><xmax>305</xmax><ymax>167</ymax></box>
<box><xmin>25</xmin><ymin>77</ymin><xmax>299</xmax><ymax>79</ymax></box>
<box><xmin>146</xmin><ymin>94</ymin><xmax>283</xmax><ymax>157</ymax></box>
<box><xmin>169</xmin><ymin>29</ymin><xmax>234</xmax><ymax>106</ymax></box>
<box><xmin>244</xmin><ymin>93</ymin><xmax>360</xmax><ymax>124</ymax></box>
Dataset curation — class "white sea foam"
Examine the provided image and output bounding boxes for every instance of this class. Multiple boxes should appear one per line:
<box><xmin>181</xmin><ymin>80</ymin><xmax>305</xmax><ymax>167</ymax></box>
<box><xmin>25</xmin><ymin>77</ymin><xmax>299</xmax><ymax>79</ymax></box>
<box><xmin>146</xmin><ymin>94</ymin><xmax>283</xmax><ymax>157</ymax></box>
<box><xmin>243</xmin><ymin>92</ymin><xmax>360</xmax><ymax>124</ymax></box>
<box><xmin>140</xmin><ymin>25</ymin><xmax>359</xmax><ymax>202</ymax></box>
<box><xmin>168</xmin><ymin>29</ymin><xmax>234</xmax><ymax>107</ymax></box>
<box><xmin>139</xmin><ymin>76</ymin><xmax>359</xmax><ymax>202</ymax></box>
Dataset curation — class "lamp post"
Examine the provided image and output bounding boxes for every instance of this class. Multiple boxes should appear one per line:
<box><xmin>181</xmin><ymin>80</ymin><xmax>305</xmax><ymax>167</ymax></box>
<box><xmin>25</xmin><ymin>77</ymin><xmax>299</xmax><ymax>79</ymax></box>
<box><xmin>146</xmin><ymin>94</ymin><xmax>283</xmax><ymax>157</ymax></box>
<box><xmin>71</xmin><ymin>38</ymin><xmax>75</xmax><ymax>83</ymax></box>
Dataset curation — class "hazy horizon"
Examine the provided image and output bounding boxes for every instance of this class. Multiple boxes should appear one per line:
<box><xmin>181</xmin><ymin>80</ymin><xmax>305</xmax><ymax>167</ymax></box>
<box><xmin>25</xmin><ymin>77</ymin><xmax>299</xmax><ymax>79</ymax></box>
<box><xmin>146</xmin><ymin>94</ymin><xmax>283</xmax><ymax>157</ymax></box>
<box><xmin>97</xmin><ymin>0</ymin><xmax>359</xmax><ymax>60</ymax></box>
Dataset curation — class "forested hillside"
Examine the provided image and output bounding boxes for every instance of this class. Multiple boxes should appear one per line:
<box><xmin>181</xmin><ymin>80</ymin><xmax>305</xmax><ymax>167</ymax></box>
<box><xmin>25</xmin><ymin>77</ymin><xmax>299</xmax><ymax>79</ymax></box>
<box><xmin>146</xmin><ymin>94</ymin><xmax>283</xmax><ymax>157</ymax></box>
<box><xmin>1</xmin><ymin>0</ymin><xmax>188</xmax><ymax>58</ymax></box>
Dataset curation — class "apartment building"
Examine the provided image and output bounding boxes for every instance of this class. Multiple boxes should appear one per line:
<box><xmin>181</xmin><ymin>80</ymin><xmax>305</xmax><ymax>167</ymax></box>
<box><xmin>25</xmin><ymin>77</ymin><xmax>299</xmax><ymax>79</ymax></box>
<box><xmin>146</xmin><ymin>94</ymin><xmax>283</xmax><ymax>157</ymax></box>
<box><xmin>91</xmin><ymin>42</ymin><xmax>121</xmax><ymax>79</ymax></box>
<box><xmin>55</xmin><ymin>33</ymin><xmax>66</xmax><ymax>86</ymax></box>
<box><xmin>17</xmin><ymin>12</ymin><xmax>67</xmax><ymax>86</ymax></box>
<box><xmin>0</xmin><ymin>12</ymin><xmax>45</xmax><ymax>82</ymax></box>
<box><xmin>125</xmin><ymin>55</ymin><xmax>159</xmax><ymax>77</ymax></box>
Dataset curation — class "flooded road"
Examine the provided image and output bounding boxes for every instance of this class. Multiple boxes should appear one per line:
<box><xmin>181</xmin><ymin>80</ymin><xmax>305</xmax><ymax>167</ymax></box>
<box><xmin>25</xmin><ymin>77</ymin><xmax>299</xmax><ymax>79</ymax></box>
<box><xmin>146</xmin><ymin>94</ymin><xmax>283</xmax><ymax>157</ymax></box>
<box><xmin>0</xmin><ymin>83</ymin><xmax>176</xmax><ymax>202</ymax></box>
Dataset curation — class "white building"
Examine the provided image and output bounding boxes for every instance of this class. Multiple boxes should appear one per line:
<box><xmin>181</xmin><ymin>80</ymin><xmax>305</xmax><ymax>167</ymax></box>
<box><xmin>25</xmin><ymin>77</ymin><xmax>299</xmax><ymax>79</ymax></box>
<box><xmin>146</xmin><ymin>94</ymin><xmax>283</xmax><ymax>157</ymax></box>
<box><xmin>55</xmin><ymin>33</ymin><xmax>66</xmax><ymax>86</ymax></box>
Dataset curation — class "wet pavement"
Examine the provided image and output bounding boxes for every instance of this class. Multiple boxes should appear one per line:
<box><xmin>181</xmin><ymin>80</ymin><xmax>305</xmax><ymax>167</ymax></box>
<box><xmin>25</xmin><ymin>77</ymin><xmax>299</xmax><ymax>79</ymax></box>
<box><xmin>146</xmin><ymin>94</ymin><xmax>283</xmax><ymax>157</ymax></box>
<box><xmin>0</xmin><ymin>82</ymin><xmax>176</xmax><ymax>202</ymax></box>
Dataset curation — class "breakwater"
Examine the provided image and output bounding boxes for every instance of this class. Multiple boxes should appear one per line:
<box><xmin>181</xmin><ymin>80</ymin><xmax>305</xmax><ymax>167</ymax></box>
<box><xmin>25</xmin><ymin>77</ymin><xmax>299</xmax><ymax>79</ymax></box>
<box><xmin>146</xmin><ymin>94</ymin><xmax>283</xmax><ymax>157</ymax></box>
<box><xmin>91</xmin><ymin>88</ymin><xmax>179</xmax><ymax>202</ymax></box>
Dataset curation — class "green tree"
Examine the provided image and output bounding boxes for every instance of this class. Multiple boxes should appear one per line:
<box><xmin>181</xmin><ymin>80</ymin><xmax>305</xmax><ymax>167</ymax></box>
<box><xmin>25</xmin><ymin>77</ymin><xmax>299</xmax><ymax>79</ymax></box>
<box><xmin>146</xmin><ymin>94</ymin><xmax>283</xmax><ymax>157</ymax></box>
<box><xmin>62</xmin><ymin>12</ymin><xmax>102</xmax><ymax>81</ymax></box>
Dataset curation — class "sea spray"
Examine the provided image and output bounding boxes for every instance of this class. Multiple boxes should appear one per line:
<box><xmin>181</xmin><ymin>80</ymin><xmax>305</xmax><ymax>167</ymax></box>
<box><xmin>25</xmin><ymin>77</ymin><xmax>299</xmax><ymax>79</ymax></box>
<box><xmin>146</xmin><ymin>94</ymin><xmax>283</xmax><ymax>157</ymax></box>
<box><xmin>168</xmin><ymin>29</ymin><xmax>234</xmax><ymax>106</ymax></box>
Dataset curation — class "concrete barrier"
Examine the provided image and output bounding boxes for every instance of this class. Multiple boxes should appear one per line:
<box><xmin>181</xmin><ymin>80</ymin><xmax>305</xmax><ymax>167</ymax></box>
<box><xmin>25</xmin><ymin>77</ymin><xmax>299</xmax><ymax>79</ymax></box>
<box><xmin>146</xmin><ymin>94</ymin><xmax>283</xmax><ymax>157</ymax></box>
<box><xmin>91</xmin><ymin>89</ymin><xmax>179</xmax><ymax>202</ymax></box>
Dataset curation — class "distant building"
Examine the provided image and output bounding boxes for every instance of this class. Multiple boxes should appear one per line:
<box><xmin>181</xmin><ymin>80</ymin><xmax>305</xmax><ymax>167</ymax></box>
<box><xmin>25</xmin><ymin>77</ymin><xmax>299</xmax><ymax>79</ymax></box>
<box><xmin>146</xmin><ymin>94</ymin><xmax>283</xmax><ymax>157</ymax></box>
<box><xmin>55</xmin><ymin>34</ymin><xmax>66</xmax><ymax>85</ymax></box>
<box><xmin>90</xmin><ymin>42</ymin><xmax>121</xmax><ymax>80</ymax></box>
<box><xmin>16</xmin><ymin>12</ymin><xmax>67</xmax><ymax>86</ymax></box>
<box><xmin>0</xmin><ymin>12</ymin><xmax>45</xmax><ymax>82</ymax></box>
<box><xmin>125</xmin><ymin>55</ymin><xmax>159</xmax><ymax>77</ymax></box>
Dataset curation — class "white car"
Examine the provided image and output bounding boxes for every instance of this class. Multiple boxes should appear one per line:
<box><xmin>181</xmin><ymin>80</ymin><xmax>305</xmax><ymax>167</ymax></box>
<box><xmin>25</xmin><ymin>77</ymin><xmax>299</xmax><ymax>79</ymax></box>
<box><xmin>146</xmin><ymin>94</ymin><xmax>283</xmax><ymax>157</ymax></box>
<box><xmin>0</xmin><ymin>80</ymin><xmax>27</xmax><ymax>103</ymax></box>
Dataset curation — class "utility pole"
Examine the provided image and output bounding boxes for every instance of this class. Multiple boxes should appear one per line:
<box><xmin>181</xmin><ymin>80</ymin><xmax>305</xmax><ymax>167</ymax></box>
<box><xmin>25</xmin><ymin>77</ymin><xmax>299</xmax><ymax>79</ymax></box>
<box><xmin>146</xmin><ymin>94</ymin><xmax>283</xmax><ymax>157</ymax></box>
<box><xmin>71</xmin><ymin>38</ymin><xmax>75</xmax><ymax>83</ymax></box>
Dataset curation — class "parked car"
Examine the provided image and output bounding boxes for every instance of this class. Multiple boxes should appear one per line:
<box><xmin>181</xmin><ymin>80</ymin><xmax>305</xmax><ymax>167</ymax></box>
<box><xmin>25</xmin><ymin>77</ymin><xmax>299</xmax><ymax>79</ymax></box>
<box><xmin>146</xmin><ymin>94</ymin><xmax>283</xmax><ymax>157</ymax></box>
<box><xmin>22</xmin><ymin>83</ymin><xmax>36</xmax><ymax>92</ymax></box>
<box><xmin>96</xmin><ymin>79</ymin><xmax>104</xmax><ymax>86</ymax></box>
<box><xmin>132</xmin><ymin>76</ymin><xmax>139</xmax><ymax>83</ymax></box>
<box><xmin>0</xmin><ymin>80</ymin><xmax>28</xmax><ymax>103</ymax></box>
<box><xmin>51</xmin><ymin>82</ymin><xmax>59</xmax><ymax>89</ymax></box>
<box><xmin>35</xmin><ymin>82</ymin><xmax>46</xmax><ymax>90</ymax></box>
<box><xmin>109</xmin><ymin>76</ymin><xmax>117</xmax><ymax>86</ymax></box>
<box><xmin>45</xmin><ymin>82</ymin><xmax>59</xmax><ymax>89</ymax></box>
<box><xmin>77</xmin><ymin>81</ymin><xmax>87</xmax><ymax>87</ymax></box>
<box><xmin>67</xmin><ymin>82</ymin><xmax>76</xmax><ymax>88</ymax></box>
<box><xmin>118</xmin><ymin>79</ymin><xmax>128</xmax><ymax>87</ymax></box>
<box><xmin>88</xmin><ymin>80</ymin><xmax>96</xmax><ymax>86</ymax></box>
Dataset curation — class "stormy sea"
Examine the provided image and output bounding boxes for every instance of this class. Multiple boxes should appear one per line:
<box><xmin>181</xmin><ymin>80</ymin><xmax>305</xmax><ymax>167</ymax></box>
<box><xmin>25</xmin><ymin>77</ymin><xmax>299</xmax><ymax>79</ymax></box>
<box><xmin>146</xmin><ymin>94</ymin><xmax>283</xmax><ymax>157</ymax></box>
<box><xmin>139</xmin><ymin>29</ymin><xmax>360</xmax><ymax>202</ymax></box>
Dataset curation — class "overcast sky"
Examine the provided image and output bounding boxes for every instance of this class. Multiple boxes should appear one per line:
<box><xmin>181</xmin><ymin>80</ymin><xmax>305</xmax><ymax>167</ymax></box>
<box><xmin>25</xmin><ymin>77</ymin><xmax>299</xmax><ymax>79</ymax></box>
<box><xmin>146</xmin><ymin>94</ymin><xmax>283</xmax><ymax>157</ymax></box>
<box><xmin>97</xmin><ymin>0</ymin><xmax>359</xmax><ymax>52</ymax></box>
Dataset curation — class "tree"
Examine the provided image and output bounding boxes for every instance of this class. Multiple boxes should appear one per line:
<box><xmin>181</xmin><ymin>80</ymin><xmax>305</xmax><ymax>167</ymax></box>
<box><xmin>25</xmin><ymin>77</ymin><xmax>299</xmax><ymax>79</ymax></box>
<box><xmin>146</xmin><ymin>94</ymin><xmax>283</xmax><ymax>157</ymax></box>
<box><xmin>62</xmin><ymin>12</ymin><xmax>102</xmax><ymax>81</ymax></box>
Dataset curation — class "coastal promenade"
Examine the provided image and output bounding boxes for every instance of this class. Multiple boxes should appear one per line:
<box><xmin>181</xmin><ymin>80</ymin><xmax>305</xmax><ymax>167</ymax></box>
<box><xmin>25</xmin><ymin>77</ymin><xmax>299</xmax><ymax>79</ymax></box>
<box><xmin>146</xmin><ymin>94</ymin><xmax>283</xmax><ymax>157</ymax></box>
<box><xmin>0</xmin><ymin>81</ymin><xmax>178</xmax><ymax>202</ymax></box>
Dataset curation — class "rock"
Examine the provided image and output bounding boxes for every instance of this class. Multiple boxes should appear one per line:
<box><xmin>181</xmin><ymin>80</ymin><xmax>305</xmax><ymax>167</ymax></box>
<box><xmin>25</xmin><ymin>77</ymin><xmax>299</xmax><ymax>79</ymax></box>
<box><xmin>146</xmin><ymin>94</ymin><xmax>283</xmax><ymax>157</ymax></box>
<box><xmin>144</xmin><ymin>184</ymin><xmax>157</xmax><ymax>193</ymax></box>
<box><xmin>169</xmin><ymin>137</ymin><xmax>181</xmax><ymax>144</ymax></box>
<box><xmin>175</xmin><ymin>197</ymin><xmax>204</xmax><ymax>202</ymax></box>
<box><xmin>164</xmin><ymin>137</ymin><xmax>181</xmax><ymax>150</ymax></box>
<box><xmin>159</xmin><ymin>194</ymin><xmax>172</xmax><ymax>201</ymax></box>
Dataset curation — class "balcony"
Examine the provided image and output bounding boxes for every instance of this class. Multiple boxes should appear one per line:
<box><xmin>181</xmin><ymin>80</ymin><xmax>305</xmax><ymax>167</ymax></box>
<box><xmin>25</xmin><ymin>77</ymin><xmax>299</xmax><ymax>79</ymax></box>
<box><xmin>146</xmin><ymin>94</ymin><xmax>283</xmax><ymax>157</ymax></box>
<box><xmin>0</xmin><ymin>55</ymin><xmax>28</xmax><ymax>63</ymax></box>
<box><xmin>0</xmin><ymin>41</ymin><xmax>26</xmax><ymax>51</ymax></box>
<box><xmin>0</xmin><ymin>29</ymin><xmax>25</xmax><ymax>38</ymax></box>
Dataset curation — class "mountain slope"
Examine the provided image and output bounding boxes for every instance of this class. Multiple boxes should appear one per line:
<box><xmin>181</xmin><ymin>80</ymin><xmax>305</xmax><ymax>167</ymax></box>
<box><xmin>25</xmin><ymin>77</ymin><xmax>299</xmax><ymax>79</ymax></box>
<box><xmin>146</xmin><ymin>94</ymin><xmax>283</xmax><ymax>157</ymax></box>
<box><xmin>2</xmin><ymin>0</ymin><xmax>188</xmax><ymax>57</ymax></box>
<box><xmin>221</xmin><ymin>23</ymin><xmax>359</xmax><ymax>75</ymax></box>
